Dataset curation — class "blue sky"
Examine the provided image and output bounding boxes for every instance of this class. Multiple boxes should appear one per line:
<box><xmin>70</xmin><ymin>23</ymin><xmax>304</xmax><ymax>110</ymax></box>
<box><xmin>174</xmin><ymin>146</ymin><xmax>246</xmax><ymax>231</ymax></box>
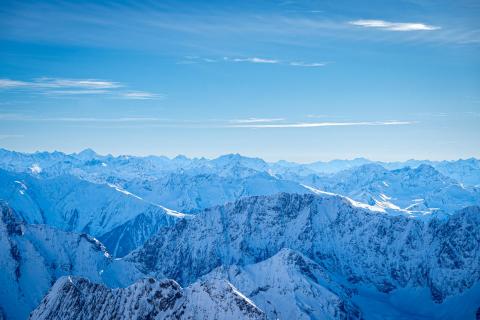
<box><xmin>0</xmin><ymin>0</ymin><xmax>479</xmax><ymax>162</ymax></box>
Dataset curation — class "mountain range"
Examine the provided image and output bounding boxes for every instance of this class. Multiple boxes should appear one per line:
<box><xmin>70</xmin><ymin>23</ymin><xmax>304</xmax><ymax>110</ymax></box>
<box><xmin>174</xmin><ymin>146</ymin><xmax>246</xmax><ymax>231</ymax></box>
<box><xmin>0</xmin><ymin>149</ymin><xmax>479</xmax><ymax>319</ymax></box>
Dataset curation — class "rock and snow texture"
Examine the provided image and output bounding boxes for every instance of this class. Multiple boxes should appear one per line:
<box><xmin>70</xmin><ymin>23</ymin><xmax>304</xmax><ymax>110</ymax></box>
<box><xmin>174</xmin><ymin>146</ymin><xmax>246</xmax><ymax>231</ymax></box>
<box><xmin>0</xmin><ymin>203</ymin><xmax>111</xmax><ymax>320</ymax></box>
<box><xmin>0</xmin><ymin>169</ymin><xmax>180</xmax><ymax>256</ymax></box>
<box><xmin>203</xmin><ymin>248</ymin><xmax>362</xmax><ymax>319</ymax></box>
<box><xmin>30</xmin><ymin>276</ymin><xmax>265</xmax><ymax>320</ymax></box>
<box><xmin>1</xmin><ymin>149</ymin><xmax>480</xmax><ymax>319</ymax></box>
<box><xmin>117</xmin><ymin>193</ymin><xmax>480</xmax><ymax>318</ymax></box>
<box><xmin>286</xmin><ymin>163</ymin><xmax>480</xmax><ymax>214</ymax></box>
<box><xmin>2</xmin><ymin>148</ymin><xmax>479</xmax><ymax>213</ymax></box>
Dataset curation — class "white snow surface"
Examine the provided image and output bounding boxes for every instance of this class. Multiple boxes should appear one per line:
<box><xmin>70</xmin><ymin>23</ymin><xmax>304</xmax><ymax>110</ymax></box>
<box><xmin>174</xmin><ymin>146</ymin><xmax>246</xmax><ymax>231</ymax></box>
<box><xmin>29</xmin><ymin>276</ymin><xmax>265</xmax><ymax>320</ymax></box>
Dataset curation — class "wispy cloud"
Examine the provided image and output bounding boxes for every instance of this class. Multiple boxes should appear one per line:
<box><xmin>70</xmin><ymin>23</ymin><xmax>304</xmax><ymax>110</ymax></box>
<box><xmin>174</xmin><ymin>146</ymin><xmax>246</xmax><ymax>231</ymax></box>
<box><xmin>183</xmin><ymin>56</ymin><xmax>328</xmax><ymax>68</ymax></box>
<box><xmin>0</xmin><ymin>114</ymin><xmax>165</xmax><ymax>123</ymax></box>
<box><xmin>289</xmin><ymin>62</ymin><xmax>326</xmax><ymax>67</ymax></box>
<box><xmin>121</xmin><ymin>91</ymin><xmax>163</xmax><ymax>100</ymax></box>
<box><xmin>228</xmin><ymin>120</ymin><xmax>414</xmax><ymax>128</ymax></box>
<box><xmin>349</xmin><ymin>20</ymin><xmax>440</xmax><ymax>32</ymax></box>
<box><xmin>0</xmin><ymin>78</ymin><xmax>121</xmax><ymax>89</ymax></box>
<box><xmin>44</xmin><ymin>90</ymin><xmax>111</xmax><ymax>95</ymax></box>
<box><xmin>229</xmin><ymin>118</ymin><xmax>284</xmax><ymax>123</ymax></box>
<box><xmin>0</xmin><ymin>113</ymin><xmax>415</xmax><ymax>129</ymax></box>
<box><xmin>224</xmin><ymin>57</ymin><xmax>279</xmax><ymax>64</ymax></box>
<box><xmin>0</xmin><ymin>77</ymin><xmax>161</xmax><ymax>100</ymax></box>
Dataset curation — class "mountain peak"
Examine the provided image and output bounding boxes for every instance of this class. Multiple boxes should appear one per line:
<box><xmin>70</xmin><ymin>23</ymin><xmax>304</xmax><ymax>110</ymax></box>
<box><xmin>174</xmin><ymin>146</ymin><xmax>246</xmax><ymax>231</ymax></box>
<box><xmin>76</xmin><ymin>148</ymin><xmax>98</xmax><ymax>160</ymax></box>
<box><xmin>414</xmin><ymin>163</ymin><xmax>440</xmax><ymax>175</ymax></box>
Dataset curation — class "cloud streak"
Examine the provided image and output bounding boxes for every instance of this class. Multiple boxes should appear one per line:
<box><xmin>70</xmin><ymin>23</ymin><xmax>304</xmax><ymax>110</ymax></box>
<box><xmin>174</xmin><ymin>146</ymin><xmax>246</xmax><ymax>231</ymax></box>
<box><xmin>224</xmin><ymin>57</ymin><xmax>279</xmax><ymax>64</ymax></box>
<box><xmin>228</xmin><ymin>121</ymin><xmax>414</xmax><ymax>128</ymax></box>
<box><xmin>289</xmin><ymin>62</ymin><xmax>326</xmax><ymax>67</ymax></box>
<box><xmin>349</xmin><ymin>20</ymin><xmax>440</xmax><ymax>32</ymax></box>
<box><xmin>0</xmin><ymin>114</ymin><xmax>166</xmax><ymax>122</ymax></box>
<box><xmin>0</xmin><ymin>77</ymin><xmax>161</xmax><ymax>100</ymax></box>
<box><xmin>0</xmin><ymin>113</ymin><xmax>415</xmax><ymax>129</ymax></box>
<box><xmin>229</xmin><ymin>118</ymin><xmax>284</xmax><ymax>123</ymax></box>
<box><xmin>121</xmin><ymin>91</ymin><xmax>163</xmax><ymax>100</ymax></box>
<box><xmin>0</xmin><ymin>78</ymin><xmax>121</xmax><ymax>89</ymax></box>
<box><xmin>183</xmin><ymin>56</ymin><xmax>328</xmax><ymax>68</ymax></box>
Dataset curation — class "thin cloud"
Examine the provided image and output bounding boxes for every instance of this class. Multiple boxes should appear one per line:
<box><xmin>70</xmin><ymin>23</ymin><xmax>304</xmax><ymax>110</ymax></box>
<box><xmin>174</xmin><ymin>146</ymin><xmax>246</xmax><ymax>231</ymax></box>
<box><xmin>349</xmin><ymin>20</ymin><xmax>440</xmax><ymax>32</ymax></box>
<box><xmin>44</xmin><ymin>90</ymin><xmax>111</xmax><ymax>95</ymax></box>
<box><xmin>0</xmin><ymin>113</ymin><xmax>166</xmax><ymax>122</ymax></box>
<box><xmin>228</xmin><ymin>120</ymin><xmax>414</xmax><ymax>128</ymax></box>
<box><xmin>0</xmin><ymin>113</ymin><xmax>415</xmax><ymax>129</ymax></box>
<box><xmin>41</xmin><ymin>117</ymin><xmax>164</xmax><ymax>122</ymax></box>
<box><xmin>0</xmin><ymin>77</ymin><xmax>162</xmax><ymax>100</ymax></box>
<box><xmin>121</xmin><ymin>91</ymin><xmax>163</xmax><ymax>100</ymax></box>
<box><xmin>35</xmin><ymin>77</ymin><xmax>121</xmax><ymax>89</ymax></box>
<box><xmin>0</xmin><ymin>79</ymin><xmax>30</xmax><ymax>88</ymax></box>
<box><xmin>230</xmin><ymin>118</ymin><xmax>284</xmax><ymax>123</ymax></box>
<box><xmin>224</xmin><ymin>57</ymin><xmax>279</xmax><ymax>64</ymax></box>
<box><xmin>186</xmin><ymin>56</ymin><xmax>328</xmax><ymax>68</ymax></box>
<box><xmin>289</xmin><ymin>61</ymin><xmax>326</xmax><ymax>67</ymax></box>
<box><xmin>0</xmin><ymin>77</ymin><xmax>121</xmax><ymax>89</ymax></box>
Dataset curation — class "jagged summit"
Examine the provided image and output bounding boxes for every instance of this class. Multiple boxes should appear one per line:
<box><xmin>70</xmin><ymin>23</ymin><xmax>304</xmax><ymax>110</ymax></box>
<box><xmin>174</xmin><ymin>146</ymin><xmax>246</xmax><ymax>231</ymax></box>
<box><xmin>203</xmin><ymin>248</ymin><xmax>362</xmax><ymax>319</ymax></box>
<box><xmin>116</xmin><ymin>192</ymin><xmax>479</xmax><ymax>311</ymax></box>
<box><xmin>30</xmin><ymin>276</ymin><xmax>265</xmax><ymax>320</ymax></box>
<box><xmin>1</xmin><ymin>149</ymin><xmax>480</xmax><ymax>319</ymax></box>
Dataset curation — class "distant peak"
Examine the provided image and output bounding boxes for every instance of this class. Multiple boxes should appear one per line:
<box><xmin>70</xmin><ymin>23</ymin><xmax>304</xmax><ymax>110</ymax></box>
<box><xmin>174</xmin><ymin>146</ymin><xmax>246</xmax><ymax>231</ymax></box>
<box><xmin>415</xmin><ymin>163</ymin><xmax>438</xmax><ymax>173</ymax></box>
<box><xmin>173</xmin><ymin>154</ymin><xmax>190</xmax><ymax>161</ymax></box>
<box><xmin>77</xmin><ymin>148</ymin><xmax>98</xmax><ymax>157</ymax></box>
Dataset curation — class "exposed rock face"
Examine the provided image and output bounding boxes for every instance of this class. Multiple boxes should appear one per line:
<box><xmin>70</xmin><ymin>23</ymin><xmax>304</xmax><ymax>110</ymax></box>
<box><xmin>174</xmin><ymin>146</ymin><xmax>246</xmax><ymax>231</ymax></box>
<box><xmin>0</xmin><ymin>203</ymin><xmax>111</xmax><ymax>320</ymax></box>
<box><xmin>121</xmin><ymin>193</ymin><xmax>480</xmax><ymax>304</ymax></box>
<box><xmin>30</xmin><ymin>276</ymin><xmax>265</xmax><ymax>320</ymax></box>
<box><xmin>203</xmin><ymin>248</ymin><xmax>362</xmax><ymax>319</ymax></box>
<box><xmin>0</xmin><ymin>169</ymin><xmax>180</xmax><ymax>257</ymax></box>
<box><xmin>288</xmin><ymin>164</ymin><xmax>480</xmax><ymax>213</ymax></box>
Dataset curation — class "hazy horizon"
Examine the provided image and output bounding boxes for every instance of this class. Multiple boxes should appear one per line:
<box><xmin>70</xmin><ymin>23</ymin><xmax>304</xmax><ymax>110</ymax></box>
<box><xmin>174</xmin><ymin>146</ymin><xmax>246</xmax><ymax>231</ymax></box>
<box><xmin>2</xmin><ymin>147</ymin><xmax>479</xmax><ymax>164</ymax></box>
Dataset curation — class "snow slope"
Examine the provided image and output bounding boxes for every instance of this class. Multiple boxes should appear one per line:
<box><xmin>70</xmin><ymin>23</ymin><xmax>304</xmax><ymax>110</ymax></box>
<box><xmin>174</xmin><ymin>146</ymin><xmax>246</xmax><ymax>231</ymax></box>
<box><xmin>122</xmin><ymin>171</ymin><xmax>310</xmax><ymax>212</ymax></box>
<box><xmin>0</xmin><ymin>202</ymin><xmax>111</xmax><ymax>320</ymax></box>
<box><xmin>30</xmin><ymin>276</ymin><xmax>265</xmax><ymax>320</ymax></box>
<box><xmin>203</xmin><ymin>248</ymin><xmax>362</xmax><ymax>319</ymax></box>
<box><xmin>289</xmin><ymin>164</ymin><xmax>480</xmax><ymax>214</ymax></box>
<box><xmin>0</xmin><ymin>169</ymin><xmax>181</xmax><ymax>256</ymax></box>
<box><xmin>113</xmin><ymin>193</ymin><xmax>480</xmax><ymax>318</ymax></box>
<box><xmin>1</xmin><ymin>148</ymin><xmax>479</xmax><ymax>212</ymax></box>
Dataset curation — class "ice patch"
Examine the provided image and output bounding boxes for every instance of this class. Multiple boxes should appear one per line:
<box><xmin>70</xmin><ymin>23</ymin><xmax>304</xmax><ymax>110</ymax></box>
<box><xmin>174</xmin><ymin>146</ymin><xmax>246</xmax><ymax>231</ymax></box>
<box><xmin>107</xmin><ymin>183</ymin><xmax>143</xmax><ymax>200</ymax></box>
<box><xmin>158</xmin><ymin>205</ymin><xmax>191</xmax><ymax>218</ymax></box>
<box><xmin>30</xmin><ymin>164</ymin><xmax>42</xmax><ymax>174</ymax></box>
<box><xmin>228</xmin><ymin>283</ymin><xmax>259</xmax><ymax>308</ymax></box>
<box><xmin>302</xmin><ymin>184</ymin><xmax>386</xmax><ymax>213</ymax></box>
<box><xmin>14</xmin><ymin>180</ymin><xmax>27</xmax><ymax>189</ymax></box>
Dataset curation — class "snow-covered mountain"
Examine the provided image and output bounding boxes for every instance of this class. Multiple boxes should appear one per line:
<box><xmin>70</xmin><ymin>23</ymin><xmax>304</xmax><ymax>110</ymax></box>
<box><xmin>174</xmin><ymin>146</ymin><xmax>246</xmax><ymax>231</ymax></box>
<box><xmin>203</xmin><ymin>248</ymin><xmax>362</xmax><ymax>319</ymax></box>
<box><xmin>0</xmin><ymin>202</ymin><xmax>111</xmax><ymax>320</ymax></box>
<box><xmin>122</xmin><ymin>171</ymin><xmax>310</xmax><ymax>212</ymax></box>
<box><xmin>0</xmin><ymin>169</ymin><xmax>183</xmax><ymax>256</ymax></box>
<box><xmin>1</xmin><ymin>148</ymin><xmax>479</xmax><ymax>214</ymax></box>
<box><xmin>30</xmin><ymin>276</ymin><xmax>265</xmax><ymax>320</ymax></box>
<box><xmin>289</xmin><ymin>163</ymin><xmax>480</xmax><ymax>214</ymax></box>
<box><xmin>2</xmin><ymin>149</ymin><xmax>480</xmax><ymax>319</ymax></box>
<box><xmin>1</xmin><ymin>148</ymin><xmax>479</xmax><ymax>185</ymax></box>
<box><xmin>111</xmin><ymin>193</ymin><xmax>480</xmax><ymax>318</ymax></box>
